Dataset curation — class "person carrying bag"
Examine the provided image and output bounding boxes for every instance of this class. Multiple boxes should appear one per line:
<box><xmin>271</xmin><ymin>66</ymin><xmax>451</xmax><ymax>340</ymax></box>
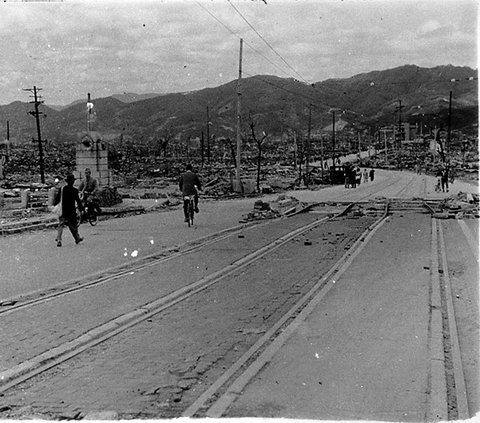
<box><xmin>53</xmin><ymin>174</ymin><xmax>84</xmax><ymax>247</ymax></box>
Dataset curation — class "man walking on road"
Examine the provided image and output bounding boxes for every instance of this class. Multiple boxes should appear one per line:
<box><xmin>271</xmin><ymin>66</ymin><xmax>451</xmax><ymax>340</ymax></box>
<box><xmin>179</xmin><ymin>164</ymin><xmax>202</xmax><ymax>222</ymax></box>
<box><xmin>441</xmin><ymin>167</ymin><xmax>450</xmax><ymax>192</ymax></box>
<box><xmin>369</xmin><ymin>168</ymin><xmax>375</xmax><ymax>182</ymax></box>
<box><xmin>54</xmin><ymin>173</ymin><xmax>84</xmax><ymax>247</ymax></box>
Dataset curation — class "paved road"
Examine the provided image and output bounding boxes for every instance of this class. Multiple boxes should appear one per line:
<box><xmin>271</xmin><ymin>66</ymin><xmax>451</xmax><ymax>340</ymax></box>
<box><xmin>1</xmin><ymin>169</ymin><xmax>476</xmax><ymax>300</ymax></box>
<box><xmin>0</xmin><ymin>169</ymin><xmax>478</xmax><ymax>420</ymax></box>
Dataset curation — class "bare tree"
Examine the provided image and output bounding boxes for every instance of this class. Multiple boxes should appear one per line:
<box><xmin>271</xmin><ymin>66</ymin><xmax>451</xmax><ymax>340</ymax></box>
<box><xmin>160</xmin><ymin>129</ymin><xmax>172</xmax><ymax>158</ymax></box>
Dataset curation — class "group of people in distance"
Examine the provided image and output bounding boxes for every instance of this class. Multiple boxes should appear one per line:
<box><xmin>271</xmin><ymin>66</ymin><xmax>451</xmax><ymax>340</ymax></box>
<box><xmin>344</xmin><ymin>163</ymin><xmax>375</xmax><ymax>188</ymax></box>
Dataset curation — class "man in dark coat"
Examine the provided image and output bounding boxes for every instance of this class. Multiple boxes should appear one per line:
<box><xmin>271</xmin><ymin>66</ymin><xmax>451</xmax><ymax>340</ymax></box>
<box><xmin>179</xmin><ymin>164</ymin><xmax>202</xmax><ymax>221</ymax></box>
<box><xmin>441</xmin><ymin>167</ymin><xmax>449</xmax><ymax>192</ymax></box>
<box><xmin>54</xmin><ymin>173</ymin><xmax>84</xmax><ymax>247</ymax></box>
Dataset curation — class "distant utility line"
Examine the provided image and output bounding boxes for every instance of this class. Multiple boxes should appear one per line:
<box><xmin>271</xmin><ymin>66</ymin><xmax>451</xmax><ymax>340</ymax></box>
<box><xmin>195</xmin><ymin>0</ymin><xmax>308</xmax><ymax>84</ymax></box>
<box><xmin>242</xmin><ymin>71</ymin><xmax>321</xmax><ymax>109</ymax></box>
<box><xmin>226</xmin><ymin>0</ymin><xmax>310</xmax><ymax>85</ymax></box>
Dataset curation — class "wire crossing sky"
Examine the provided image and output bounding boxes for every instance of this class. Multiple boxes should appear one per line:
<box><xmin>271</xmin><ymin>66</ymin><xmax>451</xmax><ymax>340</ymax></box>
<box><xmin>0</xmin><ymin>0</ymin><xmax>477</xmax><ymax>106</ymax></box>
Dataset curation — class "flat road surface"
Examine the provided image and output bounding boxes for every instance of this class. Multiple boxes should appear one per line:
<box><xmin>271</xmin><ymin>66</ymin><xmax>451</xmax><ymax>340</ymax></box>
<box><xmin>0</xmin><ymin>169</ymin><xmax>478</xmax><ymax>421</ymax></box>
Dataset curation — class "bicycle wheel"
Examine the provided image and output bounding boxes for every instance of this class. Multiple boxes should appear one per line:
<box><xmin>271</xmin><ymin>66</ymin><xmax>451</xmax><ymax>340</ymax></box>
<box><xmin>88</xmin><ymin>211</ymin><xmax>99</xmax><ymax>226</ymax></box>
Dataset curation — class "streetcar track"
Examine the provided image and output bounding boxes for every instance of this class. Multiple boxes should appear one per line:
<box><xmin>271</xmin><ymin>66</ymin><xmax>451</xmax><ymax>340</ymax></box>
<box><xmin>427</xmin><ymin>218</ymin><xmax>470</xmax><ymax>420</ymax></box>
<box><xmin>0</xmin><ymin>219</ymin><xmax>266</xmax><ymax>314</ymax></box>
<box><xmin>183</xmin><ymin>202</ymin><xmax>390</xmax><ymax>417</ymax></box>
<box><xmin>0</xmin><ymin>205</ymin><xmax>361</xmax><ymax>392</ymax></box>
<box><xmin>2</xmin><ymin>199</ymin><xmax>462</xmax><ymax>419</ymax></box>
<box><xmin>438</xmin><ymin>222</ymin><xmax>470</xmax><ymax>420</ymax></box>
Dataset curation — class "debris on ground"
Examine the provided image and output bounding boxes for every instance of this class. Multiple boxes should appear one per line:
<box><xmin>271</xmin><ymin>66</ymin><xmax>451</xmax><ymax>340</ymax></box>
<box><xmin>435</xmin><ymin>191</ymin><xmax>479</xmax><ymax>219</ymax></box>
<box><xmin>240</xmin><ymin>195</ymin><xmax>308</xmax><ymax>222</ymax></box>
<box><xmin>240</xmin><ymin>200</ymin><xmax>281</xmax><ymax>222</ymax></box>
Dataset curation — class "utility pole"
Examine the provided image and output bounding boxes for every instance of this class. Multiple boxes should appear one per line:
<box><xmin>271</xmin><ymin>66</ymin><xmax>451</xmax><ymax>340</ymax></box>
<box><xmin>305</xmin><ymin>103</ymin><xmax>312</xmax><ymax>186</ymax></box>
<box><xmin>24</xmin><ymin>86</ymin><xmax>47</xmax><ymax>184</ymax></box>
<box><xmin>332</xmin><ymin>110</ymin><xmax>336</xmax><ymax>169</ymax></box>
<box><xmin>395</xmin><ymin>99</ymin><xmax>404</xmax><ymax>149</ymax></box>
<box><xmin>200</xmin><ymin>131</ymin><xmax>205</xmax><ymax>166</ymax></box>
<box><xmin>446</xmin><ymin>90</ymin><xmax>452</xmax><ymax>158</ymax></box>
<box><xmin>235</xmin><ymin>38</ymin><xmax>243</xmax><ymax>192</ymax></box>
<box><xmin>87</xmin><ymin>93</ymin><xmax>92</xmax><ymax>131</ymax></box>
<box><xmin>381</xmin><ymin>128</ymin><xmax>389</xmax><ymax>165</ymax></box>
<box><xmin>206</xmin><ymin>106</ymin><xmax>211</xmax><ymax>163</ymax></box>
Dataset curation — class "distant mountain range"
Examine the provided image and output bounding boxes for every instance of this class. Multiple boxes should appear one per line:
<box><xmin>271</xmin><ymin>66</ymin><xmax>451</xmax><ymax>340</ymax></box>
<box><xmin>47</xmin><ymin>92</ymin><xmax>166</xmax><ymax>111</ymax></box>
<box><xmin>0</xmin><ymin>64</ymin><xmax>477</xmax><ymax>145</ymax></box>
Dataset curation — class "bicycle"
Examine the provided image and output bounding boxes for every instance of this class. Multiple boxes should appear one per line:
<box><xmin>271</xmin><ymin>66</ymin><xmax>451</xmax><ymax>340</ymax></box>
<box><xmin>77</xmin><ymin>193</ymin><xmax>99</xmax><ymax>226</ymax></box>
<box><xmin>183</xmin><ymin>195</ymin><xmax>195</xmax><ymax>227</ymax></box>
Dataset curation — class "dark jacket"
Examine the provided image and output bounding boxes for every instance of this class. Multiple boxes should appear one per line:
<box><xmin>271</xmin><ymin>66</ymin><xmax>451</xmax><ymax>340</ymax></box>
<box><xmin>54</xmin><ymin>184</ymin><xmax>84</xmax><ymax>218</ymax></box>
<box><xmin>179</xmin><ymin>171</ymin><xmax>202</xmax><ymax>196</ymax></box>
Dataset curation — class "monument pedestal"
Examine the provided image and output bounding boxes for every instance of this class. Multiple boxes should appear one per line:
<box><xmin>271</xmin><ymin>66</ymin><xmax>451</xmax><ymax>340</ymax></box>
<box><xmin>75</xmin><ymin>131</ymin><xmax>111</xmax><ymax>186</ymax></box>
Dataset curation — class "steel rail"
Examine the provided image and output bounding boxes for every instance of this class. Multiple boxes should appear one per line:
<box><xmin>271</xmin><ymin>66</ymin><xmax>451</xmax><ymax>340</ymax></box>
<box><xmin>427</xmin><ymin>218</ymin><xmax>470</xmax><ymax>421</ymax></box>
<box><xmin>0</xmin><ymin>220</ymin><xmax>266</xmax><ymax>314</ymax></box>
<box><xmin>438</xmin><ymin>221</ymin><xmax>470</xmax><ymax>419</ymax></box>
<box><xmin>0</xmin><ymin>205</ymin><xmax>363</xmax><ymax>393</ymax></box>
<box><xmin>182</xmin><ymin>201</ymin><xmax>389</xmax><ymax>417</ymax></box>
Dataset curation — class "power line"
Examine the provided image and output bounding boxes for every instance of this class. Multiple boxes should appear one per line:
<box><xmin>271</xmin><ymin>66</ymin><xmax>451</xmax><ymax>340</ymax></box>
<box><xmin>195</xmin><ymin>0</ymin><xmax>304</xmax><ymax>82</ymax></box>
<box><xmin>242</xmin><ymin>71</ymin><xmax>318</xmax><ymax>106</ymax></box>
<box><xmin>227</xmin><ymin>0</ymin><xmax>310</xmax><ymax>84</ymax></box>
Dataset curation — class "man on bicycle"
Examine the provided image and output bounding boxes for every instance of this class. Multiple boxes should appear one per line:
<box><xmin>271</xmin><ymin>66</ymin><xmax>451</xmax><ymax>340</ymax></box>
<box><xmin>78</xmin><ymin>168</ymin><xmax>101</xmax><ymax>219</ymax></box>
<box><xmin>179</xmin><ymin>163</ymin><xmax>202</xmax><ymax>222</ymax></box>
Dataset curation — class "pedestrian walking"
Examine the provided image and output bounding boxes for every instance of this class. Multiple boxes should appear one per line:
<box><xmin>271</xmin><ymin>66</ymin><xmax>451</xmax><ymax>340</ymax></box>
<box><xmin>344</xmin><ymin>165</ymin><xmax>350</xmax><ymax>189</ymax></box>
<box><xmin>363</xmin><ymin>168</ymin><xmax>369</xmax><ymax>183</ymax></box>
<box><xmin>53</xmin><ymin>174</ymin><xmax>84</xmax><ymax>247</ymax></box>
<box><xmin>350</xmin><ymin>165</ymin><xmax>357</xmax><ymax>188</ymax></box>
<box><xmin>369</xmin><ymin>168</ymin><xmax>375</xmax><ymax>182</ymax></box>
<box><xmin>449</xmin><ymin>168</ymin><xmax>455</xmax><ymax>185</ymax></box>
<box><xmin>441</xmin><ymin>167</ymin><xmax>449</xmax><ymax>192</ymax></box>
<box><xmin>356</xmin><ymin>167</ymin><xmax>362</xmax><ymax>186</ymax></box>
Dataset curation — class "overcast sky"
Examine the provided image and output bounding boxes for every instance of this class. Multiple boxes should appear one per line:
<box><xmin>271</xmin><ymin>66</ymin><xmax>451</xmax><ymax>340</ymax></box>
<box><xmin>0</xmin><ymin>0</ymin><xmax>477</xmax><ymax>106</ymax></box>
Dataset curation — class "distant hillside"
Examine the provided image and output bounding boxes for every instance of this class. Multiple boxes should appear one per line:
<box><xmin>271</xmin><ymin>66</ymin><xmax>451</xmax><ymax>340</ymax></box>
<box><xmin>111</xmin><ymin>92</ymin><xmax>163</xmax><ymax>103</ymax></box>
<box><xmin>0</xmin><ymin>64</ymin><xmax>477</xmax><ymax>145</ymax></box>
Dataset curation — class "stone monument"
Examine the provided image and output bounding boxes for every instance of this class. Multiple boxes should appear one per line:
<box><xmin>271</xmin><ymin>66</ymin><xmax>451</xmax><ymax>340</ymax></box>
<box><xmin>75</xmin><ymin>130</ymin><xmax>110</xmax><ymax>186</ymax></box>
<box><xmin>75</xmin><ymin>94</ymin><xmax>111</xmax><ymax>186</ymax></box>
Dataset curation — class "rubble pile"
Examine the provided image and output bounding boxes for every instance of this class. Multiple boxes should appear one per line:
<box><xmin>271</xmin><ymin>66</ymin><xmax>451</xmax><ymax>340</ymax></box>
<box><xmin>240</xmin><ymin>200</ymin><xmax>281</xmax><ymax>222</ymax></box>
<box><xmin>97</xmin><ymin>186</ymin><xmax>123</xmax><ymax>207</ymax></box>
<box><xmin>433</xmin><ymin>191</ymin><xmax>479</xmax><ymax>219</ymax></box>
<box><xmin>199</xmin><ymin>164</ymin><xmax>318</xmax><ymax>198</ymax></box>
<box><xmin>240</xmin><ymin>195</ymin><xmax>307</xmax><ymax>222</ymax></box>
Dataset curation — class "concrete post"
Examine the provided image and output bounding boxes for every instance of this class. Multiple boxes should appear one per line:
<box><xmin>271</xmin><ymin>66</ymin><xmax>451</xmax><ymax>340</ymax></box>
<box><xmin>21</xmin><ymin>190</ymin><xmax>30</xmax><ymax>209</ymax></box>
<box><xmin>48</xmin><ymin>187</ymin><xmax>57</xmax><ymax>206</ymax></box>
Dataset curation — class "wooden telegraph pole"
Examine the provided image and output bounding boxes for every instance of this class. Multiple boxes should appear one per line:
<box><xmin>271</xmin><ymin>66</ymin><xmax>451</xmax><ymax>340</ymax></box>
<box><xmin>332</xmin><ymin>110</ymin><xmax>336</xmax><ymax>169</ymax></box>
<box><xmin>235</xmin><ymin>38</ymin><xmax>243</xmax><ymax>192</ymax></box>
<box><xmin>305</xmin><ymin>103</ymin><xmax>312</xmax><ymax>186</ymax></box>
<box><xmin>206</xmin><ymin>106</ymin><xmax>211</xmax><ymax>163</ymax></box>
<box><xmin>446</xmin><ymin>91</ymin><xmax>452</xmax><ymax>157</ymax></box>
<box><xmin>24</xmin><ymin>86</ymin><xmax>47</xmax><ymax>184</ymax></box>
<box><xmin>395</xmin><ymin>99</ymin><xmax>404</xmax><ymax>150</ymax></box>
